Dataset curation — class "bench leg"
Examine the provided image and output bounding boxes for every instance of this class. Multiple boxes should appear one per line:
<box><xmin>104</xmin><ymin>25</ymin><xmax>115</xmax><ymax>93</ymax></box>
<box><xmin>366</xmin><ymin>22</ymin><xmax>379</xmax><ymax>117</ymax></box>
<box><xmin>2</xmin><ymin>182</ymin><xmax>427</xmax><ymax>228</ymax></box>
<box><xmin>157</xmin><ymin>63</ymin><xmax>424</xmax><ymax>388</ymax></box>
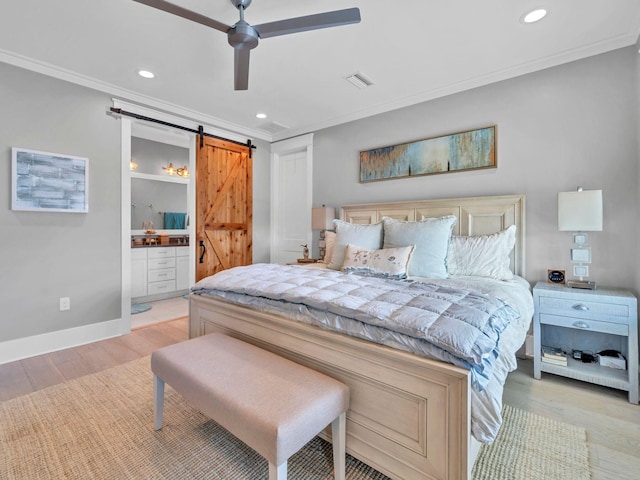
<box><xmin>268</xmin><ymin>460</ymin><xmax>287</xmax><ymax>480</ymax></box>
<box><xmin>332</xmin><ymin>412</ymin><xmax>346</xmax><ymax>480</ymax></box>
<box><xmin>153</xmin><ymin>375</ymin><xmax>165</xmax><ymax>431</ymax></box>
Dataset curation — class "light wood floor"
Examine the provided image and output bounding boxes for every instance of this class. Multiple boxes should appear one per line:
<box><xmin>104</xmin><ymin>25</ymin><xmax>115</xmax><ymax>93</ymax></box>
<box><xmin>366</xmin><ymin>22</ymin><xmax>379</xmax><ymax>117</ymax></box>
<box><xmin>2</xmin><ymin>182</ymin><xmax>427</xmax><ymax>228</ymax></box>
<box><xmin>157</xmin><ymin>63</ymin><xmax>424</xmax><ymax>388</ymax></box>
<box><xmin>505</xmin><ymin>358</ymin><xmax>640</xmax><ymax>480</ymax></box>
<box><xmin>0</xmin><ymin>317</ymin><xmax>188</xmax><ymax>402</ymax></box>
<box><xmin>1</xmin><ymin>316</ymin><xmax>638</xmax><ymax>479</ymax></box>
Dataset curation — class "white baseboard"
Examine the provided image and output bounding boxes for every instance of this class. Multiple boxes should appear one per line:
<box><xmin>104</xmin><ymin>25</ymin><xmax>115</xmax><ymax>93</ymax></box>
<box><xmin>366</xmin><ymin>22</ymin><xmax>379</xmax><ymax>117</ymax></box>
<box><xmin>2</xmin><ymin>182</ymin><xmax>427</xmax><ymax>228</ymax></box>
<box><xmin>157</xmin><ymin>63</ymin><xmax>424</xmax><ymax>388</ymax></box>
<box><xmin>0</xmin><ymin>318</ymin><xmax>130</xmax><ymax>365</ymax></box>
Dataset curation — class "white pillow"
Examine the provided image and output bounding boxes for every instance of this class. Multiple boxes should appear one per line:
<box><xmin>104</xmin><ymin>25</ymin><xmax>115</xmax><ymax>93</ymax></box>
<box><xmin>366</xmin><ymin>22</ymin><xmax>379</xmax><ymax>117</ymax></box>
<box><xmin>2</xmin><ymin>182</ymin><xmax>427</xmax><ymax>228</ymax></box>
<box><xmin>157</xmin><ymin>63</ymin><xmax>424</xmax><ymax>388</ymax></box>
<box><xmin>447</xmin><ymin>225</ymin><xmax>516</xmax><ymax>280</ymax></box>
<box><xmin>327</xmin><ymin>220</ymin><xmax>384</xmax><ymax>270</ymax></box>
<box><xmin>322</xmin><ymin>231</ymin><xmax>336</xmax><ymax>264</ymax></box>
<box><xmin>382</xmin><ymin>215</ymin><xmax>456</xmax><ymax>279</ymax></box>
<box><xmin>342</xmin><ymin>243</ymin><xmax>415</xmax><ymax>279</ymax></box>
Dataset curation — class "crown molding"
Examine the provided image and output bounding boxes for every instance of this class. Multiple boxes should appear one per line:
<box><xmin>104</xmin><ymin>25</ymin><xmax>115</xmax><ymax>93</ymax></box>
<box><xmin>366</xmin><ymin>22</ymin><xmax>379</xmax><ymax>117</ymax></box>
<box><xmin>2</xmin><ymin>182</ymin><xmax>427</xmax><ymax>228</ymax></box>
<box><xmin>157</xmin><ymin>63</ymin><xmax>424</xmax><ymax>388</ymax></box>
<box><xmin>0</xmin><ymin>48</ymin><xmax>272</xmax><ymax>142</ymax></box>
<box><xmin>272</xmin><ymin>32</ymin><xmax>638</xmax><ymax>142</ymax></box>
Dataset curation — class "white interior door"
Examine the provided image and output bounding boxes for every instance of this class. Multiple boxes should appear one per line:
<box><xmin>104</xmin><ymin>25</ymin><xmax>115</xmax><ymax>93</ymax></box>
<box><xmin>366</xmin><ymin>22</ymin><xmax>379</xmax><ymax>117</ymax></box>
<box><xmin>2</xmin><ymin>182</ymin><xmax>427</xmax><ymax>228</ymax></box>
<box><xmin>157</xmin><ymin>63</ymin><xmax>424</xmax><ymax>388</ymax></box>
<box><xmin>270</xmin><ymin>134</ymin><xmax>313</xmax><ymax>264</ymax></box>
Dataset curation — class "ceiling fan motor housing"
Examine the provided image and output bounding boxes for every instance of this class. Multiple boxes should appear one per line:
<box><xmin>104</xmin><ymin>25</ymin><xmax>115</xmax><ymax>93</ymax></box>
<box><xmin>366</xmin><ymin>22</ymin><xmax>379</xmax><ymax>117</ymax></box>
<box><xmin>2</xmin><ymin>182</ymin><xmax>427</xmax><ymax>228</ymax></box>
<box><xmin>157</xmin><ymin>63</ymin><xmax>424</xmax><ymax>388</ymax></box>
<box><xmin>228</xmin><ymin>22</ymin><xmax>259</xmax><ymax>49</ymax></box>
<box><xmin>230</xmin><ymin>0</ymin><xmax>252</xmax><ymax>9</ymax></box>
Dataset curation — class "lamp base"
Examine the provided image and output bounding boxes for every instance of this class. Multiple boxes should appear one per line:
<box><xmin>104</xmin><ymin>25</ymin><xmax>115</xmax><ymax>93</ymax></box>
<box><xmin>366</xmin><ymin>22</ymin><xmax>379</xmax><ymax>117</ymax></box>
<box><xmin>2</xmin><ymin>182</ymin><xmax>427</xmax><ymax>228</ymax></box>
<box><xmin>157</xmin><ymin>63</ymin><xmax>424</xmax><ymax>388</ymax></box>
<box><xmin>567</xmin><ymin>279</ymin><xmax>597</xmax><ymax>290</ymax></box>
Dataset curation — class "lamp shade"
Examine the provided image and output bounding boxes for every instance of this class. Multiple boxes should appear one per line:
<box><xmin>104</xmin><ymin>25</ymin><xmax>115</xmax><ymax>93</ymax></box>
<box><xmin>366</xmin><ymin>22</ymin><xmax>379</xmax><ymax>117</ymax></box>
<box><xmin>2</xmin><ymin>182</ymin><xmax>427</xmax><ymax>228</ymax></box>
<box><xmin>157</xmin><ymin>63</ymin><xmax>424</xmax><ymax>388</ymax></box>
<box><xmin>312</xmin><ymin>206</ymin><xmax>335</xmax><ymax>230</ymax></box>
<box><xmin>558</xmin><ymin>189</ymin><xmax>603</xmax><ymax>231</ymax></box>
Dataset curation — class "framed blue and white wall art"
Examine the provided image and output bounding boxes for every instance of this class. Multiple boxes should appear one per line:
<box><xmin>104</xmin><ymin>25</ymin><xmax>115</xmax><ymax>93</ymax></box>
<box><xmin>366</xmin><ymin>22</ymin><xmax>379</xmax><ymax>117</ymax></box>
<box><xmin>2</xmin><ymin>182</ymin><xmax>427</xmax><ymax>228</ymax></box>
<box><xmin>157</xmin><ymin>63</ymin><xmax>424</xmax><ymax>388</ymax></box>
<box><xmin>11</xmin><ymin>147</ymin><xmax>89</xmax><ymax>213</ymax></box>
<box><xmin>359</xmin><ymin>125</ymin><xmax>496</xmax><ymax>182</ymax></box>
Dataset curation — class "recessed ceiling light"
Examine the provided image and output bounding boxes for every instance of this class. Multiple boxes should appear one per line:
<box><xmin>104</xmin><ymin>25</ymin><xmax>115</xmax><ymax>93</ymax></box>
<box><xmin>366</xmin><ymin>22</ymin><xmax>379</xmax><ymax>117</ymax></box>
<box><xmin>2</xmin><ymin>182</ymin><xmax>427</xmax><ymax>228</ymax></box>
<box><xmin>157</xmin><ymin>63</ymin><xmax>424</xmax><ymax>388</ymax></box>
<box><xmin>256</xmin><ymin>113</ymin><xmax>267</xmax><ymax>119</ymax></box>
<box><xmin>138</xmin><ymin>70</ymin><xmax>155</xmax><ymax>79</ymax></box>
<box><xmin>521</xmin><ymin>8</ymin><xmax>547</xmax><ymax>24</ymax></box>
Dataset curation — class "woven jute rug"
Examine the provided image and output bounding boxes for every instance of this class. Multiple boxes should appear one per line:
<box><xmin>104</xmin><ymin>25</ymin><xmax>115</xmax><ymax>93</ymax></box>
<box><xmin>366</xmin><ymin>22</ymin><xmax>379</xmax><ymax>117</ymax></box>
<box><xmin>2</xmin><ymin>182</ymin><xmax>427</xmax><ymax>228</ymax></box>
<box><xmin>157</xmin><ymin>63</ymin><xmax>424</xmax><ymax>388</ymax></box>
<box><xmin>0</xmin><ymin>357</ymin><xmax>590</xmax><ymax>480</ymax></box>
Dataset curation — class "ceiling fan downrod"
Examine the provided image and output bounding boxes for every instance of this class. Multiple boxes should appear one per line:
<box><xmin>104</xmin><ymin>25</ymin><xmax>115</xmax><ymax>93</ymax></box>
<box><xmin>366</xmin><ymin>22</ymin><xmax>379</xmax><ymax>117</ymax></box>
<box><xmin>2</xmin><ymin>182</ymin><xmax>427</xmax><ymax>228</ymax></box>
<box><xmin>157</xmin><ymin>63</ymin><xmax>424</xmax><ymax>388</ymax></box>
<box><xmin>228</xmin><ymin>1</ymin><xmax>259</xmax><ymax>50</ymax></box>
<box><xmin>133</xmin><ymin>0</ymin><xmax>360</xmax><ymax>90</ymax></box>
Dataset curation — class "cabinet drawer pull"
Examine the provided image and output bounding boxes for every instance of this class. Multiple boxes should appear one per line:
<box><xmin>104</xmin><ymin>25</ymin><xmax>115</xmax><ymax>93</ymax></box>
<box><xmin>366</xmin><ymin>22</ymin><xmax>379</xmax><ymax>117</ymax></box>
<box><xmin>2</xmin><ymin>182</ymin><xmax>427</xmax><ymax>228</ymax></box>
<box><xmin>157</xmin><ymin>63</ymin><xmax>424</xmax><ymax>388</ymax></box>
<box><xmin>572</xmin><ymin>321</ymin><xmax>590</xmax><ymax>329</ymax></box>
<box><xmin>572</xmin><ymin>303</ymin><xmax>589</xmax><ymax>311</ymax></box>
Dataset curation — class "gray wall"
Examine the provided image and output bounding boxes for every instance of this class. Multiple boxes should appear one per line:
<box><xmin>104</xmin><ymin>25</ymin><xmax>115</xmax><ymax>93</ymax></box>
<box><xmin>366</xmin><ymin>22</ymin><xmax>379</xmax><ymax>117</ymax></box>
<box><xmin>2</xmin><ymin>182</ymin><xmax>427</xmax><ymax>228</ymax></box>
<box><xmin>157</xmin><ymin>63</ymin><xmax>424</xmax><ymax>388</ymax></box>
<box><xmin>0</xmin><ymin>62</ymin><xmax>271</xmax><ymax>344</ymax></box>
<box><xmin>630</xmin><ymin>40</ymin><xmax>640</xmax><ymax>300</ymax></box>
<box><xmin>313</xmin><ymin>46</ymin><xmax>639</xmax><ymax>296</ymax></box>
<box><xmin>0</xmin><ymin>63</ymin><xmax>121</xmax><ymax>341</ymax></box>
<box><xmin>636</xmin><ymin>40</ymin><xmax>640</xmax><ymax>299</ymax></box>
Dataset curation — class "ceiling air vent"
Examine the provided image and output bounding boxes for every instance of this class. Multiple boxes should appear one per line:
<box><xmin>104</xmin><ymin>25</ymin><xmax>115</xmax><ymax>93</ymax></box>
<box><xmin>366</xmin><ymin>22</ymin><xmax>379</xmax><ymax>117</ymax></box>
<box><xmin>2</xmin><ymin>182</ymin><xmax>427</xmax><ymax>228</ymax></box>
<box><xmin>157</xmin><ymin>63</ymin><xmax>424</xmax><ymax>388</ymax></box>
<box><xmin>345</xmin><ymin>72</ymin><xmax>374</xmax><ymax>89</ymax></box>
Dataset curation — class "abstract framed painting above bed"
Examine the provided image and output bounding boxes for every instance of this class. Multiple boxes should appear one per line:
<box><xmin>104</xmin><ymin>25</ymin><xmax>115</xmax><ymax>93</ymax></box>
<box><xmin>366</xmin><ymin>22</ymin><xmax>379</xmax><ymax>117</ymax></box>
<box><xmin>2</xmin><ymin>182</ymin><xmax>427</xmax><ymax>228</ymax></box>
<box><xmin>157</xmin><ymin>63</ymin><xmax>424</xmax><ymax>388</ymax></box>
<box><xmin>189</xmin><ymin>194</ymin><xmax>533</xmax><ymax>480</ymax></box>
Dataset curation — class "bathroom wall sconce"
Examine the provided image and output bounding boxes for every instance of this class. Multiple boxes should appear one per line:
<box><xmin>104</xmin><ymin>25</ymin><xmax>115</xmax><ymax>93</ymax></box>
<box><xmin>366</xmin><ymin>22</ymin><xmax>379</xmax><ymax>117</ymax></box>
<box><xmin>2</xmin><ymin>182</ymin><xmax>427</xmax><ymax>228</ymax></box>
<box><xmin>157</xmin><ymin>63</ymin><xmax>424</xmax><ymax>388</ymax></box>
<box><xmin>164</xmin><ymin>163</ymin><xmax>177</xmax><ymax>175</ymax></box>
<box><xmin>164</xmin><ymin>163</ymin><xmax>190</xmax><ymax>177</ymax></box>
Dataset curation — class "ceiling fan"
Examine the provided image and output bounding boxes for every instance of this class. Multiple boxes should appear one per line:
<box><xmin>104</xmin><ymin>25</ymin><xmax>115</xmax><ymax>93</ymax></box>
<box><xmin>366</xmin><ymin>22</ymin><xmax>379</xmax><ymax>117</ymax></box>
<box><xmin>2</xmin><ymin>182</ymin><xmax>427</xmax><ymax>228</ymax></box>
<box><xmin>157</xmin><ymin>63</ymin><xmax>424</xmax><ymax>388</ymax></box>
<box><xmin>133</xmin><ymin>0</ymin><xmax>361</xmax><ymax>90</ymax></box>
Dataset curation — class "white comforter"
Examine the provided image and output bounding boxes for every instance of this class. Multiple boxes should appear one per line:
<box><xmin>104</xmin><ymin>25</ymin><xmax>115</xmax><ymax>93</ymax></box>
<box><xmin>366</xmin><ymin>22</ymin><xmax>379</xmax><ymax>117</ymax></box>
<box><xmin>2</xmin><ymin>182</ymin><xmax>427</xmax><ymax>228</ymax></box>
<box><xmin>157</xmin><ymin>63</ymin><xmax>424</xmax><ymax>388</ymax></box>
<box><xmin>192</xmin><ymin>264</ymin><xmax>533</xmax><ymax>443</ymax></box>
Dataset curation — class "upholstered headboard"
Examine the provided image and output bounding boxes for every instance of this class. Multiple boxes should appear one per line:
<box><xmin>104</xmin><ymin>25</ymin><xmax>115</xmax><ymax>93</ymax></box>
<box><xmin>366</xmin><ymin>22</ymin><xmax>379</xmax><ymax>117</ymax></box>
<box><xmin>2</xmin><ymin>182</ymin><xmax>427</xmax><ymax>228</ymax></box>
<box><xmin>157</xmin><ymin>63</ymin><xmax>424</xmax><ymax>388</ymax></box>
<box><xmin>340</xmin><ymin>194</ymin><xmax>526</xmax><ymax>277</ymax></box>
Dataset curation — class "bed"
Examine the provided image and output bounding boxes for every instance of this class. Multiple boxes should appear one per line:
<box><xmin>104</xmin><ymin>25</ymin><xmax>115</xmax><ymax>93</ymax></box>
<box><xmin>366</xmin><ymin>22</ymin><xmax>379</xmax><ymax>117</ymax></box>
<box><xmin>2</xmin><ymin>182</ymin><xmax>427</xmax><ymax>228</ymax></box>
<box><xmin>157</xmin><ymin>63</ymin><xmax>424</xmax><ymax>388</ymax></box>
<box><xmin>189</xmin><ymin>194</ymin><xmax>533</xmax><ymax>480</ymax></box>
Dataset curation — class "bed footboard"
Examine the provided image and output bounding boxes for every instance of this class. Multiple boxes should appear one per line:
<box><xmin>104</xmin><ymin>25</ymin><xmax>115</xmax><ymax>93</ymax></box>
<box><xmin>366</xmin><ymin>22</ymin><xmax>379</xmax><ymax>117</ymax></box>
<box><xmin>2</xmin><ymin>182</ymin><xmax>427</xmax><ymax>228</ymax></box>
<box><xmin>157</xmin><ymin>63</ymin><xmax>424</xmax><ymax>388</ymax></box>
<box><xmin>189</xmin><ymin>294</ymin><xmax>475</xmax><ymax>480</ymax></box>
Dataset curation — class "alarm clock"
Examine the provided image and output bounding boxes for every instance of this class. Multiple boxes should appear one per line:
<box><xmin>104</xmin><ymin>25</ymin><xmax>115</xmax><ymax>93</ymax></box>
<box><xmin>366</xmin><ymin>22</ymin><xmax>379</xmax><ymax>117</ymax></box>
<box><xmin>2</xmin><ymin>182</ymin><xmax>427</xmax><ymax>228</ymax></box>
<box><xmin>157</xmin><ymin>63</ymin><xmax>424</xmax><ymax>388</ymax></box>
<box><xmin>547</xmin><ymin>269</ymin><xmax>566</xmax><ymax>284</ymax></box>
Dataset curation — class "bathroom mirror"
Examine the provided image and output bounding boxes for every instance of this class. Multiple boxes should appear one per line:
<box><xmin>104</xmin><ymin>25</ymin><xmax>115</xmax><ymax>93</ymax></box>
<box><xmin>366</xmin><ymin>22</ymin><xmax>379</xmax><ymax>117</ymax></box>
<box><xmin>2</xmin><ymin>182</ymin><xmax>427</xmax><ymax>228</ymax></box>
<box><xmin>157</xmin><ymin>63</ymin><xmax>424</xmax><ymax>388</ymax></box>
<box><xmin>131</xmin><ymin>137</ymin><xmax>189</xmax><ymax>232</ymax></box>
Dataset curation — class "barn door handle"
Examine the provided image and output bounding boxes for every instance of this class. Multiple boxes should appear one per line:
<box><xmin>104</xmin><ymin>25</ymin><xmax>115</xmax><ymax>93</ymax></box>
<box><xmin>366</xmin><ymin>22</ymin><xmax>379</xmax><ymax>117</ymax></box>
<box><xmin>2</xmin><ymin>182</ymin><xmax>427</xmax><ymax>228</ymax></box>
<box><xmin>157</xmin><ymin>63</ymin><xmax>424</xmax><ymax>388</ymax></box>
<box><xmin>199</xmin><ymin>240</ymin><xmax>206</xmax><ymax>263</ymax></box>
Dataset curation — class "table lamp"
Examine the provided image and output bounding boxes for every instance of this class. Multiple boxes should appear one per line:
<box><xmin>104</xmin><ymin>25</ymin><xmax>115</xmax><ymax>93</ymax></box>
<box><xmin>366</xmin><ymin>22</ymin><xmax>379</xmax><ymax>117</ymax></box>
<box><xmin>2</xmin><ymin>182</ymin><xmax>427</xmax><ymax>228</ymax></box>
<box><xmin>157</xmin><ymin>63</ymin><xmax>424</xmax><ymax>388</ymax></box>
<box><xmin>557</xmin><ymin>187</ymin><xmax>603</xmax><ymax>289</ymax></box>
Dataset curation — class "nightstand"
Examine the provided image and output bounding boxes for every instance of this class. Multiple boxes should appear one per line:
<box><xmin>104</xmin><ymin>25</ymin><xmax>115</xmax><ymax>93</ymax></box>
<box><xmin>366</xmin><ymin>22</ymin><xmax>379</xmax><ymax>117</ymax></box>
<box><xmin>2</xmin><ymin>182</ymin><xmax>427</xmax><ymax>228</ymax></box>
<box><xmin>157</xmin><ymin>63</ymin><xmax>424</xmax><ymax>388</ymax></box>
<box><xmin>286</xmin><ymin>259</ymin><xmax>321</xmax><ymax>265</ymax></box>
<box><xmin>533</xmin><ymin>282</ymin><xmax>638</xmax><ymax>403</ymax></box>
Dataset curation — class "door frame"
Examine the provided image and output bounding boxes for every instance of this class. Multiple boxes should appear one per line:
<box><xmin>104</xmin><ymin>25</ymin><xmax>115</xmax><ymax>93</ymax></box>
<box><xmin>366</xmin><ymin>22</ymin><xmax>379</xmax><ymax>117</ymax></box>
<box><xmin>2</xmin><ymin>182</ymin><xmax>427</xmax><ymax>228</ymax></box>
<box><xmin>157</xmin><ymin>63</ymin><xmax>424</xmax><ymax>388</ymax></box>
<box><xmin>117</xmin><ymin>103</ymin><xmax>198</xmax><ymax>332</ymax></box>
<box><xmin>115</xmin><ymin>100</ymin><xmax>257</xmax><ymax>331</ymax></box>
<box><xmin>270</xmin><ymin>134</ymin><xmax>314</xmax><ymax>263</ymax></box>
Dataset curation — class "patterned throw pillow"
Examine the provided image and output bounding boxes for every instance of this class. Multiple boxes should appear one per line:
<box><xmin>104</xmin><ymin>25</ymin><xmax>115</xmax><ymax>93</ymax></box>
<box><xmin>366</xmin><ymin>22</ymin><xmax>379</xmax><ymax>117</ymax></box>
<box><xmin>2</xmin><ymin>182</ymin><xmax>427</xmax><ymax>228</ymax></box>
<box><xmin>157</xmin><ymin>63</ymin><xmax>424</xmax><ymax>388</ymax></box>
<box><xmin>342</xmin><ymin>243</ymin><xmax>415</xmax><ymax>279</ymax></box>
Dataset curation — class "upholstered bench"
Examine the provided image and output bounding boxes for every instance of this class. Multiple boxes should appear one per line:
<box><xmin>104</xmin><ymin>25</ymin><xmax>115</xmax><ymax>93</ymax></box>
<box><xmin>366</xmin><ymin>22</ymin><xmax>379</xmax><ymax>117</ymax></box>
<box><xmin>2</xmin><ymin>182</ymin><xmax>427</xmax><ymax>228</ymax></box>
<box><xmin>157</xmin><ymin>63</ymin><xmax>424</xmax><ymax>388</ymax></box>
<box><xmin>151</xmin><ymin>332</ymin><xmax>350</xmax><ymax>480</ymax></box>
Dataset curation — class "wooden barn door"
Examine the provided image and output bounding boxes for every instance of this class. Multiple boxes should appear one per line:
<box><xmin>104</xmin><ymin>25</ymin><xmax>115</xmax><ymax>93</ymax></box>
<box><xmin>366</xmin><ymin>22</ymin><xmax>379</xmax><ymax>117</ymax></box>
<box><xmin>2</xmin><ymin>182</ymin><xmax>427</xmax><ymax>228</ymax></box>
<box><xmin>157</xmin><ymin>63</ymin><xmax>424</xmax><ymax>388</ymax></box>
<box><xmin>196</xmin><ymin>136</ymin><xmax>252</xmax><ymax>281</ymax></box>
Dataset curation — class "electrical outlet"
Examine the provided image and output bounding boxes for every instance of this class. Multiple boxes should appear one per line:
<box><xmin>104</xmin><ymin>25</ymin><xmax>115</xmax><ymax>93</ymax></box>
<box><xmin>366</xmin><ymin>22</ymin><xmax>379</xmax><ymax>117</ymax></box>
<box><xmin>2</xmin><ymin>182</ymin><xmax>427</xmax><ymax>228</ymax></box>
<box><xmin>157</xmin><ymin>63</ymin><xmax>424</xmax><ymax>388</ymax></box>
<box><xmin>59</xmin><ymin>297</ymin><xmax>71</xmax><ymax>311</ymax></box>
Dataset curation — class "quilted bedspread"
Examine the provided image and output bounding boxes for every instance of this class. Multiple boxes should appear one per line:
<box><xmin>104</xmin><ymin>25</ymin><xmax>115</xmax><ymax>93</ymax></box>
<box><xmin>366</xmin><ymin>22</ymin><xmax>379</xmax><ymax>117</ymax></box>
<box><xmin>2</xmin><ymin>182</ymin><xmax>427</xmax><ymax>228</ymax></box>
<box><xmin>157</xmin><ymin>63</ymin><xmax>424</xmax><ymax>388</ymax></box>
<box><xmin>192</xmin><ymin>263</ymin><xmax>518</xmax><ymax>370</ymax></box>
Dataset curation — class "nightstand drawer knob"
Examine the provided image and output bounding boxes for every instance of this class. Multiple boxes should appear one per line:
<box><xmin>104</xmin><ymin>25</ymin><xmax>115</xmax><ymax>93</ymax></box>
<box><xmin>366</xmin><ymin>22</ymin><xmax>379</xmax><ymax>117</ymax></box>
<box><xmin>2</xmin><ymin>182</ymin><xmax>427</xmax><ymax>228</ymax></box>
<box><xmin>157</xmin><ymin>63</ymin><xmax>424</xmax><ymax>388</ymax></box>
<box><xmin>572</xmin><ymin>303</ymin><xmax>589</xmax><ymax>311</ymax></box>
<box><xmin>572</xmin><ymin>321</ymin><xmax>591</xmax><ymax>329</ymax></box>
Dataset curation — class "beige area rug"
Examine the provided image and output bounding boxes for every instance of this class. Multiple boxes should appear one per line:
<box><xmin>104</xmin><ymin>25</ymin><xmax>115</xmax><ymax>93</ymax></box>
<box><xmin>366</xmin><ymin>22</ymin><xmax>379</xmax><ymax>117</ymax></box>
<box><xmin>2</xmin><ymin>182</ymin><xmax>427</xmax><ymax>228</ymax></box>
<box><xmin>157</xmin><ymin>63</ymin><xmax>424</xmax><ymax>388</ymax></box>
<box><xmin>472</xmin><ymin>404</ymin><xmax>590</xmax><ymax>480</ymax></box>
<box><xmin>0</xmin><ymin>357</ymin><xmax>590</xmax><ymax>480</ymax></box>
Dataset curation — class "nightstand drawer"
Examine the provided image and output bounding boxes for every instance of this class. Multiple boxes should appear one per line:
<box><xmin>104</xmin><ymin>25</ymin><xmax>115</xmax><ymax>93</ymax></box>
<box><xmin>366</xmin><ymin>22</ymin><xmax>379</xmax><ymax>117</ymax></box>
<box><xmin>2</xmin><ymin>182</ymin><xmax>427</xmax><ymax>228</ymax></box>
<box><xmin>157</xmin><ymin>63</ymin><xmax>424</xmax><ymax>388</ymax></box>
<box><xmin>540</xmin><ymin>313</ymin><xmax>629</xmax><ymax>336</ymax></box>
<box><xmin>538</xmin><ymin>296</ymin><xmax>629</xmax><ymax>321</ymax></box>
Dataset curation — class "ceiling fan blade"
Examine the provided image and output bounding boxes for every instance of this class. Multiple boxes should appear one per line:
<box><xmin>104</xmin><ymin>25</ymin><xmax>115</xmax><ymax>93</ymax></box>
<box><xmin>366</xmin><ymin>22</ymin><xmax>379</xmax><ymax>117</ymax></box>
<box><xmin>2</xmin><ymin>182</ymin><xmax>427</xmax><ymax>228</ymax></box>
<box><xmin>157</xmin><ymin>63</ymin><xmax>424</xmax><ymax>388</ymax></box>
<box><xmin>253</xmin><ymin>7</ymin><xmax>360</xmax><ymax>39</ymax></box>
<box><xmin>234</xmin><ymin>48</ymin><xmax>251</xmax><ymax>90</ymax></box>
<box><xmin>133</xmin><ymin>0</ymin><xmax>231</xmax><ymax>33</ymax></box>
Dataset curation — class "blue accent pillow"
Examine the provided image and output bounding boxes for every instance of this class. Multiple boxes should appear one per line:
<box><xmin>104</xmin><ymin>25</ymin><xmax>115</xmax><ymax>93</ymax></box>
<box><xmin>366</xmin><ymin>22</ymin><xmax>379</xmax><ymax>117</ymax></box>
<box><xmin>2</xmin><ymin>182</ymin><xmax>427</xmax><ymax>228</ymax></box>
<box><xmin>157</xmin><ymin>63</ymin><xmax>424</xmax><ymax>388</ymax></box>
<box><xmin>382</xmin><ymin>215</ymin><xmax>456</xmax><ymax>278</ymax></box>
<box><xmin>327</xmin><ymin>219</ymin><xmax>384</xmax><ymax>270</ymax></box>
